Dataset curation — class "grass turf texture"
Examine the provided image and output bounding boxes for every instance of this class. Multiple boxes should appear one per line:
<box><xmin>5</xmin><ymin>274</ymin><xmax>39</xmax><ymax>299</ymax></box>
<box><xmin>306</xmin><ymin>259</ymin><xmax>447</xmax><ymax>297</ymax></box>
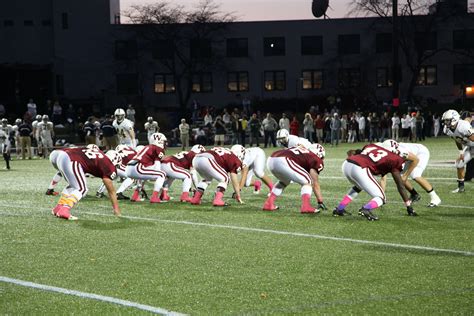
<box><xmin>0</xmin><ymin>137</ymin><xmax>473</xmax><ymax>315</ymax></box>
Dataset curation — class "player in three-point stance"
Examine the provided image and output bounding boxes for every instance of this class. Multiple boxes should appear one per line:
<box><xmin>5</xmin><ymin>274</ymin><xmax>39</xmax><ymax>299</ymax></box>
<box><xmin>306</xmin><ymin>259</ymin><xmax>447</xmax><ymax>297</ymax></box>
<box><xmin>333</xmin><ymin>141</ymin><xmax>419</xmax><ymax>221</ymax></box>
<box><xmin>49</xmin><ymin>146</ymin><xmax>122</xmax><ymax>220</ymax></box>
<box><xmin>276</xmin><ymin>128</ymin><xmax>312</xmax><ymax>148</ymax></box>
<box><xmin>160</xmin><ymin>144</ymin><xmax>205</xmax><ymax>202</ymax></box>
<box><xmin>441</xmin><ymin>109</ymin><xmax>474</xmax><ymax>193</ymax></box>
<box><xmin>263</xmin><ymin>144</ymin><xmax>327</xmax><ymax>213</ymax></box>
<box><xmin>238</xmin><ymin>146</ymin><xmax>273</xmax><ymax>194</ymax></box>
<box><xmin>190</xmin><ymin>146</ymin><xmax>245</xmax><ymax>206</ymax></box>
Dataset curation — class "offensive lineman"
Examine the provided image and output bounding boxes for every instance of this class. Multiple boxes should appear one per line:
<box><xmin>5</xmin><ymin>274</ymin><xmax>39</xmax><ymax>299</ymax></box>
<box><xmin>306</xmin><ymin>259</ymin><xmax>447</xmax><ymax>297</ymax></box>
<box><xmin>113</xmin><ymin>108</ymin><xmax>136</xmax><ymax>148</ymax></box>
<box><xmin>442</xmin><ymin>109</ymin><xmax>474</xmax><ymax>193</ymax></box>
<box><xmin>276</xmin><ymin>129</ymin><xmax>312</xmax><ymax>148</ymax></box>
<box><xmin>237</xmin><ymin>146</ymin><xmax>273</xmax><ymax>194</ymax></box>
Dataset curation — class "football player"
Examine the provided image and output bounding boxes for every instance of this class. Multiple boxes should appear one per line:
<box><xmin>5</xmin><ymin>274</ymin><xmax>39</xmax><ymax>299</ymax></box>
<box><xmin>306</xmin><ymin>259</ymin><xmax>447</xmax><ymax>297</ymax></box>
<box><xmin>190</xmin><ymin>146</ymin><xmax>244</xmax><ymax>206</ymax></box>
<box><xmin>0</xmin><ymin>118</ymin><xmax>13</xmax><ymax>170</ymax></box>
<box><xmin>125</xmin><ymin>133</ymin><xmax>167</xmax><ymax>203</ymax></box>
<box><xmin>333</xmin><ymin>142</ymin><xmax>419</xmax><ymax>221</ymax></box>
<box><xmin>13</xmin><ymin>118</ymin><xmax>21</xmax><ymax>158</ymax></box>
<box><xmin>442</xmin><ymin>109</ymin><xmax>474</xmax><ymax>193</ymax></box>
<box><xmin>237</xmin><ymin>146</ymin><xmax>273</xmax><ymax>194</ymax></box>
<box><xmin>263</xmin><ymin>144</ymin><xmax>326</xmax><ymax>213</ymax></box>
<box><xmin>144</xmin><ymin>116</ymin><xmax>159</xmax><ymax>144</ymax></box>
<box><xmin>113</xmin><ymin>108</ymin><xmax>136</xmax><ymax>148</ymax></box>
<box><xmin>32</xmin><ymin>114</ymin><xmax>42</xmax><ymax>157</ymax></box>
<box><xmin>161</xmin><ymin>144</ymin><xmax>205</xmax><ymax>202</ymax></box>
<box><xmin>37</xmin><ymin>115</ymin><xmax>54</xmax><ymax>158</ymax></box>
<box><xmin>276</xmin><ymin>128</ymin><xmax>312</xmax><ymax>148</ymax></box>
<box><xmin>379</xmin><ymin>140</ymin><xmax>441</xmax><ymax>207</ymax></box>
<box><xmin>49</xmin><ymin>146</ymin><xmax>122</xmax><ymax>220</ymax></box>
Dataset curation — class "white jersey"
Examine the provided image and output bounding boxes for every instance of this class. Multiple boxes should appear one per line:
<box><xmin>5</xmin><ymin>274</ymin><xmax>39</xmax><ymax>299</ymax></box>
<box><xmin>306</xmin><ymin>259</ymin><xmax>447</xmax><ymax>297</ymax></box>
<box><xmin>287</xmin><ymin>135</ymin><xmax>312</xmax><ymax>148</ymax></box>
<box><xmin>37</xmin><ymin>121</ymin><xmax>54</xmax><ymax>140</ymax></box>
<box><xmin>443</xmin><ymin>120</ymin><xmax>474</xmax><ymax>148</ymax></box>
<box><xmin>113</xmin><ymin>119</ymin><xmax>135</xmax><ymax>146</ymax></box>
<box><xmin>144</xmin><ymin>121</ymin><xmax>159</xmax><ymax>137</ymax></box>
<box><xmin>243</xmin><ymin>147</ymin><xmax>265</xmax><ymax>169</ymax></box>
<box><xmin>32</xmin><ymin>120</ymin><xmax>41</xmax><ymax>139</ymax></box>
<box><xmin>399</xmin><ymin>143</ymin><xmax>430</xmax><ymax>179</ymax></box>
<box><xmin>0</xmin><ymin>126</ymin><xmax>12</xmax><ymax>144</ymax></box>
<box><xmin>399</xmin><ymin>143</ymin><xmax>429</xmax><ymax>156</ymax></box>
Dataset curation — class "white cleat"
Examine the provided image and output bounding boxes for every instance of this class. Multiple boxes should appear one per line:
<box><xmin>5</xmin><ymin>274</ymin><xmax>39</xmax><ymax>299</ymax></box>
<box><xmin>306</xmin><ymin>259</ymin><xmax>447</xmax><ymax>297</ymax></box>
<box><xmin>451</xmin><ymin>187</ymin><xmax>465</xmax><ymax>193</ymax></box>
<box><xmin>427</xmin><ymin>198</ymin><xmax>441</xmax><ymax>208</ymax></box>
<box><xmin>68</xmin><ymin>215</ymin><xmax>78</xmax><ymax>221</ymax></box>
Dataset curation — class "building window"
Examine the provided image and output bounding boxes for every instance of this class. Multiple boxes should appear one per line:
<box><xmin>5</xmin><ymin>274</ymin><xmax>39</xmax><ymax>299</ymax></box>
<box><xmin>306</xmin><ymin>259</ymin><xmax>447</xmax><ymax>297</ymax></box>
<box><xmin>24</xmin><ymin>20</ymin><xmax>34</xmax><ymax>26</ymax></box>
<box><xmin>376</xmin><ymin>33</ymin><xmax>392</xmax><ymax>53</ymax></box>
<box><xmin>415</xmin><ymin>32</ymin><xmax>437</xmax><ymax>51</ymax></box>
<box><xmin>338</xmin><ymin>68</ymin><xmax>360</xmax><ymax>88</ymax></box>
<box><xmin>227</xmin><ymin>71</ymin><xmax>249</xmax><ymax>92</ymax></box>
<box><xmin>264</xmin><ymin>71</ymin><xmax>286</xmax><ymax>91</ymax></box>
<box><xmin>416</xmin><ymin>66</ymin><xmax>437</xmax><ymax>86</ymax></box>
<box><xmin>4</xmin><ymin>20</ymin><xmax>14</xmax><ymax>27</ymax></box>
<box><xmin>55</xmin><ymin>75</ymin><xmax>64</xmax><ymax>95</ymax></box>
<box><xmin>302</xmin><ymin>70</ymin><xmax>323</xmax><ymax>89</ymax></box>
<box><xmin>263</xmin><ymin>37</ymin><xmax>285</xmax><ymax>56</ymax></box>
<box><xmin>116</xmin><ymin>74</ymin><xmax>138</xmax><ymax>95</ymax></box>
<box><xmin>301</xmin><ymin>36</ymin><xmax>323</xmax><ymax>55</ymax></box>
<box><xmin>192</xmin><ymin>73</ymin><xmax>213</xmax><ymax>93</ymax></box>
<box><xmin>453</xmin><ymin>64</ymin><xmax>474</xmax><ymax>85</ymax></box>
<box><xmin>226</xmin><ymin>38</ymin><xmax>248</xmax><ymax>57</ymax></box>
<box><xmin>152</xmin><ymin>39</ymin><xmax>174</xmax><ymax>59</ymax></box>
<box><xmin>115</xmin><ymin>40</ymin><xmax>137</xmax><ymax>60</ymax></box>
<box><xmin>154</xmin><ymin>74</ymin><xmax>175</xmax><ymax>94</ymax></box>
<box><xmin>190</xmin><ymin>39</ymin><xmax>212</xmax><ymax>59</ymax></box>
<box><xmin>453</xmin><ymin>30</ymin><xmax>474</xmax><ymax>50</ymax></box>
<box><xmin>41</xmin><ymin>19</ymin><xmax>52</xmax><ymax>26</ymax></box>
<box><xmin>376</xmin><ymin>67</ymin><xmax>393</xmax><ymax>87</ymax></box>
<box><xmin>338</xmin><ymin>34</ymin><xmax>360</xmax><ymax>55</ymax></box>
<box><xmin>61</xmin><ymin>13</ymin><xmax>68</xmax><ymax>29</ymax></box>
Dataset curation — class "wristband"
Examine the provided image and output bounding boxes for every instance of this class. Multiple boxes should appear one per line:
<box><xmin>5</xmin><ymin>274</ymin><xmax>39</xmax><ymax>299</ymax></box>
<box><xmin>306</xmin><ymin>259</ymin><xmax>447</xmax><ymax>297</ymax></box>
<box><xmin>405</xmin><ymin>200</ymin><xmax>412</xmax><ymax>207</ymax></box>
<box><xmin>317</xmin><ymin>199</ymin><xmax>323</xmax><ymax>204</ymax></box>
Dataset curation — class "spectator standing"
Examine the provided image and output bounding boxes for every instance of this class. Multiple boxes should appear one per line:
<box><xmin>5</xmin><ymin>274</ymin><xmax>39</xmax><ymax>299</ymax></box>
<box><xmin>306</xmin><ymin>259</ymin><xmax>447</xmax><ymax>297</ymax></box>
<box><xmin>279</xmin><ymin>113</ymin><xmax>290</xmax><ymax>131</ymax></box>
<box><xmin>314</xmin><ymin>114</ymin><xmax>324</xmax><ymax>143</ymax></box>
<box><xmin>410</xmin><ymin>112</ymin><xmax>417</xmax><ymax>142</ymax></box>
<box><xmin>368</xmin><ymin>112</ymin><xmax>379</xmax><ymax>142</ymax></box>
<box><xmin>348</xmin><ymin>115</ymin><xmax>358</xmax><ymax>143</ymax></box>
<box><xmin>415</xmin><ymin>111</ymin><xmax>424</xmax><ymax>141</ymax></box>
<box><xmin>230</xmin><ymin>112</ymin><xmax>240</xmax><ymax>145</ymax></box>
<box><xmin>238</xmin><ymin>115</ymin><xmax>248</xmax><ymax>146</ymax></box>
<box><xmin>242</xmin><ymin>97</ymin><xmax>251</xmax><ymax>115</ymax></box>
<box><xmin>357</xmin><ymin>113</ymin><xmax>366</xmax><ymax>141</ymax></box>
<box><xmin>204</xmin><ymin>111</ymin><xmax>213</xmax><ymax>128</ymax></box>
<box><xmin>262</xmin><ymin>113</ymin><xmax>278</xmax><ymax>148</ymax></box>
<box><xmin>401</xmin><ymin>113</ymin><xmax>411</xmax><ymax>141</ymax></box>
<box><xmin>179</xmin><ymin>118</ymin><xmax>190</xmax><ymax>150</ymax></box>
<box><xmin>83</xmin><ymin>116</ymin><xmax>97</xmax><ymax>145</ymax></box>
<box><xmin>340</xmin><ymin>114</ymin><xmax>348</xmax><ymax>143</ymax></box>
<box><xmin>324</xmin><ymin>116</ymin><xmax>332</xmax><ymax>143</ymax></box>
<box><xmin>433</xmin><ymin>113</ymin><xmax>440</xmax><ymax>137</ymax></box>
<box><xmin>213</xmin><ymin>116</ymin><xmax>226</xmax><ymax>146</ymax></box>
<box><xmin>52</xmin><ymin>101</ymin><xmax>62</xmax><ymax>125</ymax></box>
<box><xmin>126</xmin><ymin>104</ymin><xmax>136</xmax><ymax>122</ymax></box>
<box><xmin>100</xmin><ymin>115</ymin><xmax>118</xmax><ymax>150</ymax></box>
<box><xmin>18</xmin><ymin>119</ymin><xmax>32</xmax><ymax>159</ymax></box>
<box><xmin>194</xmin><ymin>127</ymin><xmax>207</xmax><ymax>145</ymax></box>
<box><xmin>379</xmin><ymin>112</ymin><xmax>390</xmax><ymax>142</ymax></box>
<box><xmin>248</xmin><ymin>113</ymin><xmax>261</xmax><ymax>147</ymax></box>
<box><xmin>330</xmin><ymin>113</ymin><xmax>341</xmax><ymax>146</ymax></box>
<box><xmin>391</xmin><ymin>112</ymin><xmax>400</xmax><ymax>141</ymax></box>
<box><xmin>27</xmin><ymin>98</ymin><xmax>37</xmax><ymax>118</ymax></box>
<box><xmin>290</xmin><ymin>116</ymin><xmax>299</xmax><ymax>136</ymax></box>
<box><xmin>302</xmin><ymin>113</ymin><xmax>314</xmax><ymax>142</ymax></box>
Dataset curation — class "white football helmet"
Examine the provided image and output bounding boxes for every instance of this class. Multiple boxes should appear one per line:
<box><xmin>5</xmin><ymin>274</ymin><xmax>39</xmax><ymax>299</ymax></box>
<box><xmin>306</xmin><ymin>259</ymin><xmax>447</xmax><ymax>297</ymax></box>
<box><xmin>276</xmin><ymin>129</ymin><xmax>289</xmax><ymax>146</ymax></box>
<box><xmin>308</xmin><ymin>143</ymin><xmax>326</xmax><ymax>159</ymax></box>
<box><xmin>86</xmin><ymin>144</ymin><xmax>100</xmax><ymax>151</ymax></box>
<box><xmin>230</xmin><ymin>144</ymin><xmax>246</xmax><ymax>161</ymax></box>
<box><xmin>114</xmin><ymin>108</ymin><xmax>126</xmax><ymax>123</ymax></box>
<box><xmin>190</xmin><ymin>144</ymin><xmax>205</xmax><ymax>154</ymax></box>
<box><xmin>105</xmin><ymin>150</ymin><xmax>122</xmax><ymax>167</ymax></box>
<box><xmin>147</xmin><ymin>116</ymin><xmax>153</xmax><ymax>122</ymax></box>
<box><xmin>42</xmin><ymin>114</ymin><xmax>49</xmax><ymax>121</ymax></box>
<box><xmin>35</xmin><ymin>115</ymin><xmax>42</xmax><ymax>121</ymax></box>
<box><xmin>1</xmin><ymin>118</ymin><xmax>7</xmax><ymax>126</ymax></box>
<box><xmin>15</xmin><ymin>118</ymin><xmax>22</xmax><ymax>125</ymax></box>
<box><xmin>381</xmin><ymin>139</ymin><xmax>400</xmax><ymax>154</ymax></box>
<box><xmin>441</xmin><ymin>109</ymin><xmax>460</xmax><ymax>129</ymax></box>
<box><xmin>150</xmin><ymin>132</ymin><xmax>167</xmax><ymax>146</ymax></box>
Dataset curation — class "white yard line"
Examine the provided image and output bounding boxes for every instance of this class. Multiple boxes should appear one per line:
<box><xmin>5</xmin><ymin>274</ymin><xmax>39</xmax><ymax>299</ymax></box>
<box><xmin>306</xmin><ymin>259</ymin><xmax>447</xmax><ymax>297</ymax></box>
<box><xmin>0</xmin><ymin>276</ymin><xmax>186</xmax><ymax>316</ymax></box>
<box><xmin>82</xmin><ymin>211</ymin><xmax>473</xmax><ymax>256</ymax></box>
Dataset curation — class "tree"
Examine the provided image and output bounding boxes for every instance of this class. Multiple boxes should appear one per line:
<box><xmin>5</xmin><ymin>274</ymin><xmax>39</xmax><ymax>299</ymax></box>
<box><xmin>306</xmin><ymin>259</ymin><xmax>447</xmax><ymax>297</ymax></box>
<box><xmin>349</xmin><ymin>0</ymin><xmax>473</xmax><ymax>104</ymax></box>
<box><xmin>122</xmin><ymin>0</ymin><xmax>236</xmax><ymax>110</ymax></box>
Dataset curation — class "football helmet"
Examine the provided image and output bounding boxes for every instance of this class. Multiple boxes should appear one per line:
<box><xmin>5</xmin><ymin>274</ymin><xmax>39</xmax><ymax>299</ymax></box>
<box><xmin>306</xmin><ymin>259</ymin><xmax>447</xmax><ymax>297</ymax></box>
<box><xmin>147</xmin><ymin>116</ymin><xmax>153</xmax><ymax>122</ymax></box>
<box><xmin>114</xmin><ymin>108</ymin><xmax>126</xmax><ymax>123</ymax></box>
<box><xmin>230</xmin><ymin>144</ymin><xmax>246</xmax><ymax>161</ymax></box>
<box><xmin>190</xmin><ymin>144</ymin><xmax>205</xmax><ymax>154</ymax></box>
<box><xmin>15</xmin><ymin>118</ymin><xmax>22</xmax><ymax>125</ymax></box>
<box><xmin>308</xmin><ymin>143</ymin><xmax>326</xmax><ymax>159</ymax></box>
<box><xmin>441</xmin><ymin>109</ymin><xmax>460</xmax><ymax>129</ymax></box>
<box><xmin>35</xmin><ymin>115</ymin><xmax>42</xmax><ymax>121</ymax></box>
<box><xmin>42</xmin><ymin>114</ymin><xmax>49</xmax><ymax>121</ymax></box>
<box><xmin>105</xmin><ymin>150</ymin><xmax>122</xmax><ymax>167</ymax></box>
<box><xmin>115</xmin><ymin>144</ymin><xmax>128</xmax><ymax>152</ymax></box>
<box><xmin>381</xmin><ymin>139</ymin><xmax>400</xmax><ymax>154</ymax></box>
<box><xmin>276</xmin><ymin>129</ymin><xmax>289</xmax><ymax>145</ymax></box>
<box><xmin>150</xmin><ymin>132</ymin><xmax>167</xmax><ymax>147</ymax></box>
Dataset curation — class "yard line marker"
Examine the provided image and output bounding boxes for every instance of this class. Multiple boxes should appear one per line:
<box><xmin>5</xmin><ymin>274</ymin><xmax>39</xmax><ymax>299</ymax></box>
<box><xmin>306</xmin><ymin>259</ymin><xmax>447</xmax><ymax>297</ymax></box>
<box><xmin>0</xmin><ymin>276</ymin><xmax>186</xmax><ymax>316</ymax></box>
<box><xmin>86</xmin><ymin>211</ymin><xmax>474</xmax><ymax>256</ymax></box>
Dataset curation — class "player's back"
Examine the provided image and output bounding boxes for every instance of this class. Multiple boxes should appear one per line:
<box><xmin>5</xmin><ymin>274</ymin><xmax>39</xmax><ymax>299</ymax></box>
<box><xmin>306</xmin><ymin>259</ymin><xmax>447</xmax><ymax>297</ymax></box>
<box><xmin>348</xmin><ymin>143</ymin><xmax>404</xmax><ymax>176</ymax></box>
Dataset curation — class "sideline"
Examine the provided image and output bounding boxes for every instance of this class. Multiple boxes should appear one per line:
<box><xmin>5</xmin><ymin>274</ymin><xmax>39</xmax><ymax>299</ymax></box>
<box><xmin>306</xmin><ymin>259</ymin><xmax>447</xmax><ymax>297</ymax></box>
<box><xmin>0</xmin><ymin>276</ymin><xmax>186</xmax><ymax>316</ymax></box>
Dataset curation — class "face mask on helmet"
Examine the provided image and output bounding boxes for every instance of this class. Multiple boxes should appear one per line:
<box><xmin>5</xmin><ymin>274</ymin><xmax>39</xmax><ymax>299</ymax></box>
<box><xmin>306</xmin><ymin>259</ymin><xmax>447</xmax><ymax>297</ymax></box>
<box><xmin>381</xmin><ymin>139</ymin><xmax>400</xmax><ymax>153</ymax></box>
<box><xmin>191</xmin><ymin>144</ymin><xmax>205</xmax><ymax>154</ymax></box>
<box><xmin>276</xmin><ymin>129</ymin><xmax>289</xmax><ymax>145</ymax></box>
<box><xmin>442</xmin><ymin>110</ymin><xmax>460</xmax><ymax>129</ymax></box>
<box><xmin>309</xmin><ymin>144</ymin><xmax>325</xmax><ymax>159</ymax></box>
<box><xmin>150</xmin><ymin>133</ymin><xmax>167</xmax><ymax>147</ymax></box>
<box><xmin>114</xmin><ymin>108</ymin><xmax>126</xmax><ymax>123</ymax></box>
<box><xmin>105</xmin><ymin>150</ymin><xmax>122</xmax><ymax>167</ymax></box>
<box><xmin>230</xmin><ymin>145</ymin><xmax>245</xmax><ymax>161</ymax></box>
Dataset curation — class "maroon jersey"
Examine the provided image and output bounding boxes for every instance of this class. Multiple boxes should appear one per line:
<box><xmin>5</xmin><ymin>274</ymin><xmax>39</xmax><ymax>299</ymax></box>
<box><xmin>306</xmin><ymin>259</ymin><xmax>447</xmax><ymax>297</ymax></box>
<box><xmin>271</xmin><ymin>147</ymin><xmax>324</xmax><ymax>173</ymax></box>
<box><xmin>64</xmin><ymin>147</ymin><xmax>117</xmax><ymax>179</ymax></box>
<box><xmin>131</xmin><ymin>144</ymin><xmax>165</xmax><ymax>167</ymax></box>
<box><xmin>162</xmin><ymin>151</ymin><xmax>196</xmax><ymax>169</ymax></box>
<box><xmin>205</xmin><ymin>147</ymin><xmax>242</xmax><ymax>173</ymax></box>
<box><xmin>347</xmin><ymin>143</ymin><xmax>404</xmax><ymax>176</ymax></box>
<box><xmin>117</xmin><ymin>146</ymin><xmax>137</xmax><ymax>166</ymax></box>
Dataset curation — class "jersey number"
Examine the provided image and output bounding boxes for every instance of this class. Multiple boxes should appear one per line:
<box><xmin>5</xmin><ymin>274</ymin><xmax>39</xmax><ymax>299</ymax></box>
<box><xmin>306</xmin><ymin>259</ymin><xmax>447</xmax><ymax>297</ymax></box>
<box><xmin>289</xmin><ymin>147</ymin><xmax>309</xmax><ymax>155</ymax></box>
<box><xmin>361</xmin><ymin>146</ymin><xmax>388</xmax><ymax>162</ymax></box>
<box><xmin>211</xmin><ymin>147</ymin><xmax>231</xmax><ymax>156</ymax></box>
<box><xmin>82</xmin><ymin>148</ymin><xmax>104</xmax><ymax>159</ymax></box>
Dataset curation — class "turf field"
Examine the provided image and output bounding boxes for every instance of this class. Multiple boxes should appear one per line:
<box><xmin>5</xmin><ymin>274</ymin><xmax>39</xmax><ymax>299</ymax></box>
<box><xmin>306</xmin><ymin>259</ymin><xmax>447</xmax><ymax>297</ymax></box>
<box><xmin>0</xmin><ymin>137</ymin><xmax>473</xmax><ymax>315</ymax></box>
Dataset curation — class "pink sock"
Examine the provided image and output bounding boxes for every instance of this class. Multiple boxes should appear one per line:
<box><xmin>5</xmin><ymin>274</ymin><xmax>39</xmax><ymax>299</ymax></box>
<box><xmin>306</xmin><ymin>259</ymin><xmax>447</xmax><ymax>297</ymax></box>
<box><xmin>363</xmin><ymin>200</ymin><xmax>379</xmax><ymax>210</ymax></box>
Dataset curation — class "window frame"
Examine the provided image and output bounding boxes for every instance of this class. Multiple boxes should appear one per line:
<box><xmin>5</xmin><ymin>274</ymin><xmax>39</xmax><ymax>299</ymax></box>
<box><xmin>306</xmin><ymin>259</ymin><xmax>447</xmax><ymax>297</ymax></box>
<box><xmin>338</xmin><ymin>68</ymin><xmax>361</xmax><ymax>88</ymax></box>
<box><xmin>154</xmin><ymin>73</ymin><xmax>176</xmax><ymax>94</ymax></box>
<box><xmin>227</xmin><ymin>71</ymin><xmax>249</xmax><ymax>92</ymax></box>
<box><xmin>192</xmin><ymin>72</ymin><xmax>213</xmax><ymax>93</ymax></box>
<box><xmin>301</xmin><ymin>69</ymin><xmax>324</xmax><ymax>90</ymax></box>
<box><xmin>264</xmin><ymin>70</ymin><xmax>286</xmax><ymax>91</ymax></box>
<box><xmin>416</xmin><ymin>65</ymin><xmax>437</xmax><ymax>86</ymax></box>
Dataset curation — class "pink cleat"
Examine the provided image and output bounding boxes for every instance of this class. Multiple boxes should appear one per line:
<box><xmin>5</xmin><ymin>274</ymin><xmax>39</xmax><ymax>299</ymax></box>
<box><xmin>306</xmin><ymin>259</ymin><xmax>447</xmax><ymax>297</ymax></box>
<box><xmin>130</xmin><ymin>189</ymin><xmax>141</xmax><ymax>202</ymax></box>
<box><xmin>190</xmin><ymin>190</ymin><xmax>203</xmax><ymax>205</ymax></box>
<box><xmin>160</xmin><ymin>190</ymin><xmax>171</xmax><ymax>201</ymax></box>
<box><xmin>262</xmin><ymin>193</ymin><xmax>279</xmax><ymax>211</ymax></box>
<box><xmin>55</xmin><ymin>205</ymin><xmax>78</xmax><ymax>220</ymax></box>
<box><xmin>300</xmin><ymin>194</ymin><xmax>320</xmax><ymax>214</ymax></box>
<box><xmin>180</xmin><ymin>192</ymin><xmax>191</xmax><ymax>202</ymax></box>
<box><xmin>212</xmin><ymin>191</ymin><xmax>228</xmax><ymax>207</ymax></box>
<box><xmin>254</xmin><ymin>180</ymin><xmax>262</xmax><ymax>194</ymax></box>
<box><xmin>150</xmin><ymin>191</ymin><xmax>161</xmax><ymax>203</ymax></box>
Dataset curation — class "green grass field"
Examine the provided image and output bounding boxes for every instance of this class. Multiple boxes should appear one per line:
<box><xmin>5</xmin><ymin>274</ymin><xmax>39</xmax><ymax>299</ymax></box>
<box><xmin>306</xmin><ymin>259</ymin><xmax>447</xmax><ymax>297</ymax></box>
<box><xmin>1</xmin><ymin>137</ymin><xmax>473</xmax><ymax>315</ymax></box>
